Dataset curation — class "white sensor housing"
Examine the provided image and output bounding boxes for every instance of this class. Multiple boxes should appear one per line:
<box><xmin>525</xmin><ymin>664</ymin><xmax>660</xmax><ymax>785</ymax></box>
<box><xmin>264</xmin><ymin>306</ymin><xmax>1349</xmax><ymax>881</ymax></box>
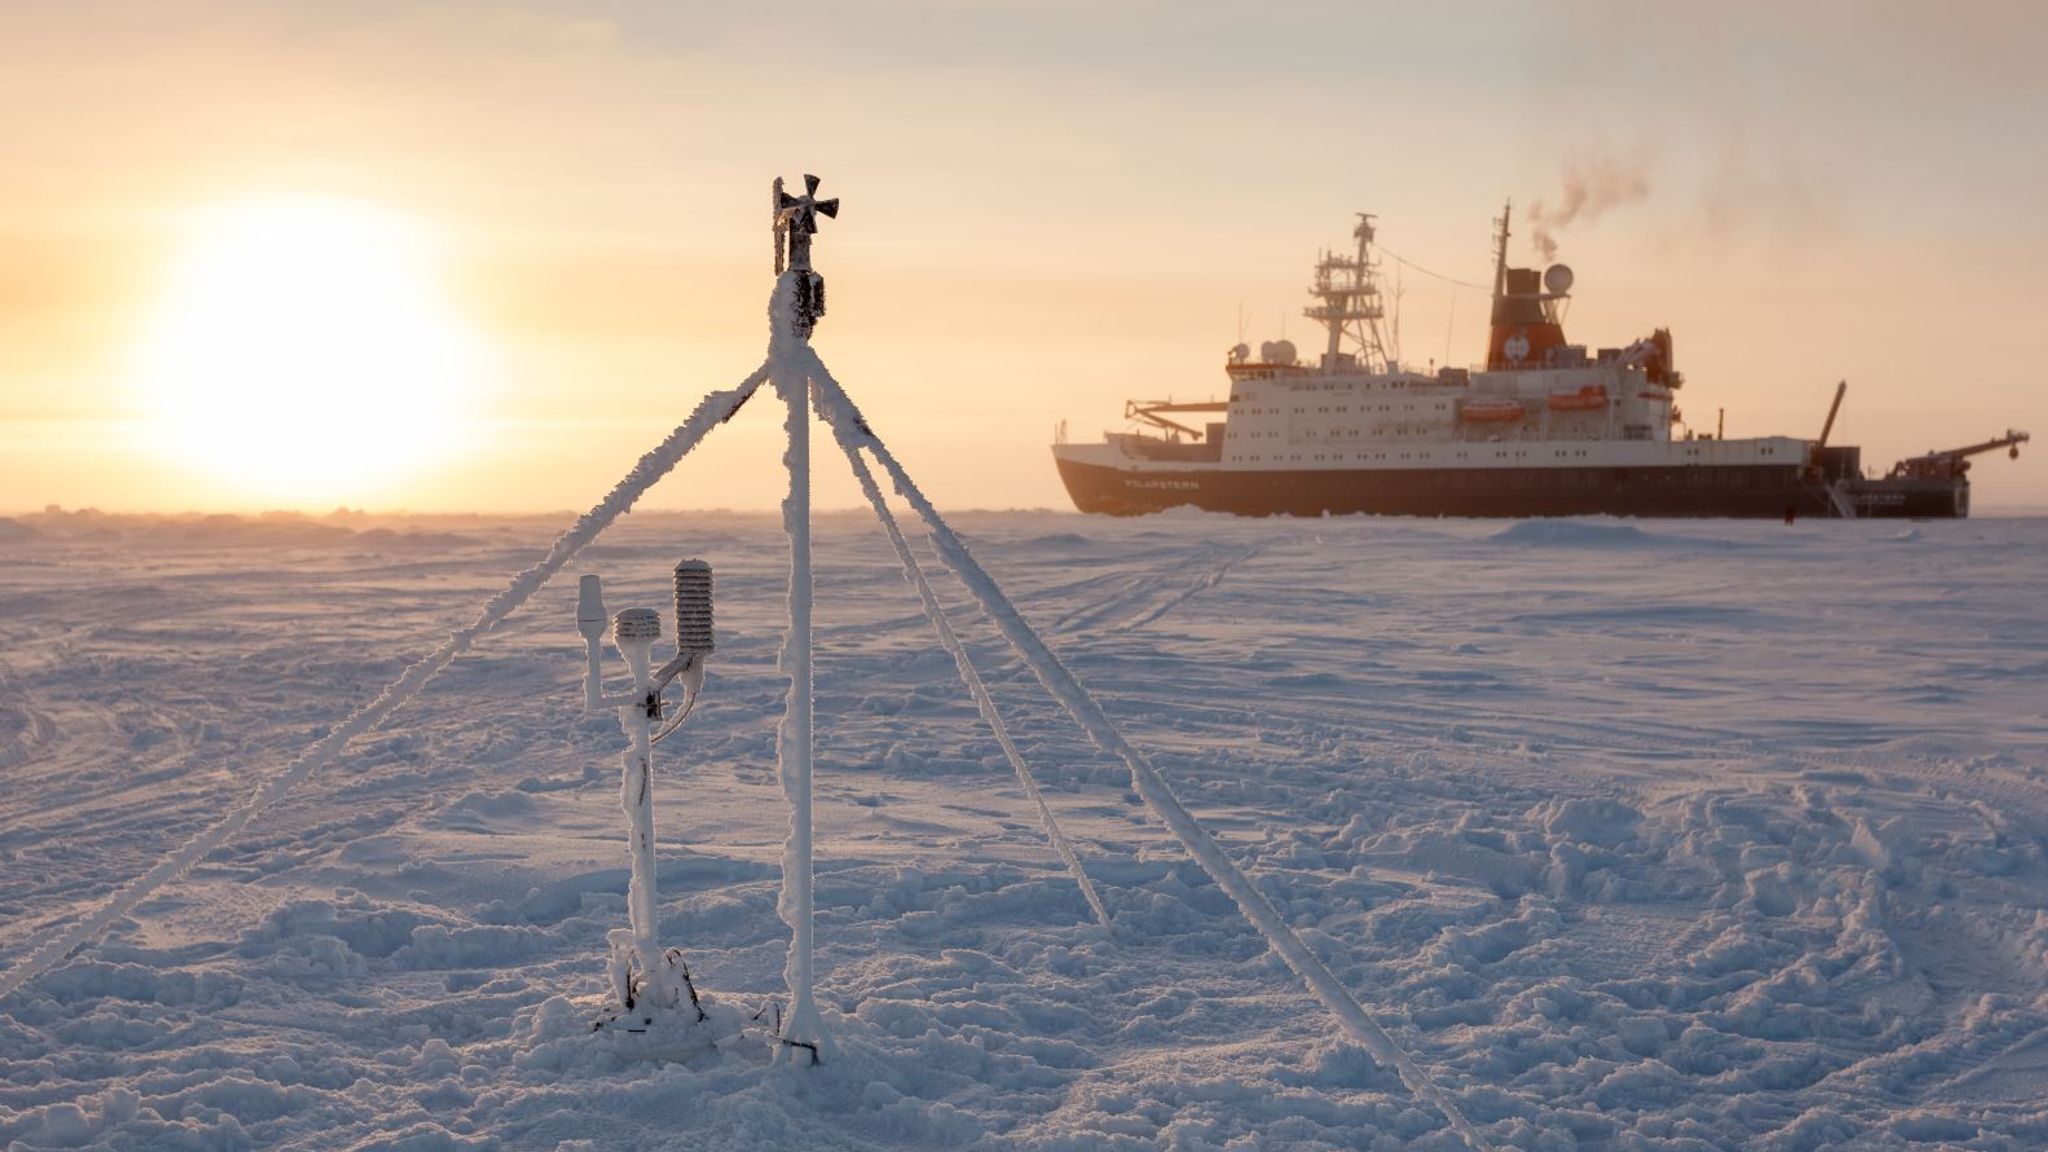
<box><xmin>613</xmin><ymin>607</ymin><xmax>662</xmax><ymax>686</ymax></box>
<box><xmin>673</xmin><ymin>559</ymin><xmax>715</xmax><ymax>661</ymax></box>
<box><xmin>577</xmin><ymin>574</ymin><xmax>609</xmax><ymax>641</ymax></box>
<box><xmin>578</xmin><ymin>574</ymin><xmax>609</xmax><ymax>711</ymax></box>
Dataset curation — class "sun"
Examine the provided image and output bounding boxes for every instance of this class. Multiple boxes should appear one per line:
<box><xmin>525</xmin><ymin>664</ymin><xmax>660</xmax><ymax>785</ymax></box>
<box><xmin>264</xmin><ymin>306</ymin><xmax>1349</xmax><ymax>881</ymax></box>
<box><xmin>133</xmin><ymin>197</ymin><xmax>484</xmax><ymax>507</ymax></box>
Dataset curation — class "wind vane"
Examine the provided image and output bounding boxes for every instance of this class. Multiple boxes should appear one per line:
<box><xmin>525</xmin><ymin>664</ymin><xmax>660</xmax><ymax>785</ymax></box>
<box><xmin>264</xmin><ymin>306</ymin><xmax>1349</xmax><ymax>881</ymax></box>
<box><xmin>773</xmin><ymin>174</ymin><xmax>838</xmax><ymax>338</ymax></box>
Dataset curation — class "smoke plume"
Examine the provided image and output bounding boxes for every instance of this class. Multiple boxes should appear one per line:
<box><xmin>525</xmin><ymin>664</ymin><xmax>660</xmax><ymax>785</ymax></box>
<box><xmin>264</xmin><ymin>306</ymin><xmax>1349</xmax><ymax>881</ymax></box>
<box><xmin>1529</xmin><ymin>145</ymin><xmax>1653</xmax><ymax>263</ymax></box>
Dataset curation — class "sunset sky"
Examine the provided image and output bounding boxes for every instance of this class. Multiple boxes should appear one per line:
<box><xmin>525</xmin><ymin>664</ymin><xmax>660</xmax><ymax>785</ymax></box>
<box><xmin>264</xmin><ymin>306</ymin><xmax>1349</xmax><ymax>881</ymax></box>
<box><xmin>3</xmin><ymin>0</ymin><xmax>2044</xmax><ymax>513</ymax></box>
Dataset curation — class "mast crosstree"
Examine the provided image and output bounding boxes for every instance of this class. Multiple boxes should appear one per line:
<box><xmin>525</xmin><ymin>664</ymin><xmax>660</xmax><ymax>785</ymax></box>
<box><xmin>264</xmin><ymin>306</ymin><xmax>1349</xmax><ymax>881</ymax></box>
<box><xmin>1304</xmin><ymin>212</ymin><xmax>1391</xmax><ymax>373</ymax></box>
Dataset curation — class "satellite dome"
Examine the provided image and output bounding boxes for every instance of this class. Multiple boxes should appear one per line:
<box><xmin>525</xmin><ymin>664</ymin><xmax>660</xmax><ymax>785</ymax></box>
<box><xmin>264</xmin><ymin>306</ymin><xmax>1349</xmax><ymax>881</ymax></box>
<box><xmin>1271</xmin><ymin>339</ymin><xmax>1297</xmax><ymax>365</ymax></box>
<box><xmin>1544</xmin><ymin>264</ymin><xmax>1575</xmax><ymax>295</ymax></box>
<box><xmin>1230</xmin><ymin>342</ymin><xmax>1251</xmax><ymax>363</ymax></box>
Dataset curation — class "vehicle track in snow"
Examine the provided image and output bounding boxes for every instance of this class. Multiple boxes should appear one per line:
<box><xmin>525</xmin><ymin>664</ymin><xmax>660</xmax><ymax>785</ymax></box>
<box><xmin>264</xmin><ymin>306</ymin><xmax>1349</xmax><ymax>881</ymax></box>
<box><xmin>1041</xmin><ymin>545</ymin><xmax>1263</xmax><ymax>637</ymax></box>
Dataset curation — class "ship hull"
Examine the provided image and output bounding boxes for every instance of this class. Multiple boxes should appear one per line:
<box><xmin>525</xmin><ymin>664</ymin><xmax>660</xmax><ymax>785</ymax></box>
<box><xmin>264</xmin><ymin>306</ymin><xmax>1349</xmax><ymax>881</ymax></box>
<box><xmin>1053</xmin><ymin>457</ymin><xmax>1967</xmax><ymax>519</ymax></box>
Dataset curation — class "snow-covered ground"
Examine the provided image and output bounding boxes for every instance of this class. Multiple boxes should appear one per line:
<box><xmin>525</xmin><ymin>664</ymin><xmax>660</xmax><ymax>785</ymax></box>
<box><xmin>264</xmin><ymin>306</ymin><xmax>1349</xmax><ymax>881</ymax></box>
<box><xmin>2</xmin><ymin>508</ymin><xmax>2045</xmax><ymax>1150</ymax></box>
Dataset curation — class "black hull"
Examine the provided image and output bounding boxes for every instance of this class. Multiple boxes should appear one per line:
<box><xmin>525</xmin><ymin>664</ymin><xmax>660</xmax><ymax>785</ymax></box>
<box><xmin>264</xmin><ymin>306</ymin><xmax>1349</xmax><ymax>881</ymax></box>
<box><xmin>1054</xmin><ymin>459</ymin><xmax>1968</xmax><ymax>519</ymax></box>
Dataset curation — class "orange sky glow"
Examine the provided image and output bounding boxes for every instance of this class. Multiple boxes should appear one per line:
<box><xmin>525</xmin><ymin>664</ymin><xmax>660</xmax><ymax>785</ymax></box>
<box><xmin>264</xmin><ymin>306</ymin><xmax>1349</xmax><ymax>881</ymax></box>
<box><xmin>3</xmin><ymin>0</ymin><xmax>2044</xmax><ymax>513</ymax></box>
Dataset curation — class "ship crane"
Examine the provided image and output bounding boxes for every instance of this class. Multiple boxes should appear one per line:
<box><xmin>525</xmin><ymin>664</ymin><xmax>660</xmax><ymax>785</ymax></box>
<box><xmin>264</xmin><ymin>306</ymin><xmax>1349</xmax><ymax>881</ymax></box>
<box><xmin>1888</xmin><ymin>430</ymin><xmax>2030</xmax><ymax>480</ymax></box>
<box><xmin>1816</xmin><ymin>380</ymin><xmax>1848</xmax><ymax>452</ymax></box>
<box><xmin>1126</xmin><ymin>397</ymin><xmax>1228</xmax><ymax>440</ymax></box>
<box><xmin>1803</xmin><ymin>379</ymin><xmax>1849</xmax><ymax>473</ymax></box>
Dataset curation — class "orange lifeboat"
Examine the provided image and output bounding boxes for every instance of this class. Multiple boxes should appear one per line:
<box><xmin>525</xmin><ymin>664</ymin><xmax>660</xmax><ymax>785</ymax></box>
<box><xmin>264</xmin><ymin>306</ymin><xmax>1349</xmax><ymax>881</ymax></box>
<box><xmin>1459</xmin><ymin>396</ymin><xmax>1526</xmax><ymax>423</ymax></box>
<box><xmin>1548</xmin><ymin>384</ymin><xmax>1608</xmax><ymax>411</ymax></box>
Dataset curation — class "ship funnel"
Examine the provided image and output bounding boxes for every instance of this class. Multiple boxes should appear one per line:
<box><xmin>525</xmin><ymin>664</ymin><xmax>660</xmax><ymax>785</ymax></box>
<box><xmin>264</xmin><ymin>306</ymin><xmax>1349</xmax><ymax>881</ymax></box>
<box><xmin>1488</xmin><ymin>266</ymin><xmax>1569</xmax><ymax>371</ymax></box>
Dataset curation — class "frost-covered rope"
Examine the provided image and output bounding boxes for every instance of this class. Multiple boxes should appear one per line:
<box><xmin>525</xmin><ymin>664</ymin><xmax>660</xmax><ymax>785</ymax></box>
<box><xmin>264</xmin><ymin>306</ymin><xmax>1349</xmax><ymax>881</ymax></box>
<box><xmin>806</xmin><ymin>355</ymin><xmax>1494</xmax><ymax>1152</ymax></box>
<box><xmin>819</xmin><ymin>387</ymin><xmax>1112</xmax><ymax>928</ymax></box>
<box><xmin>0</xmin><ymin>364</ymin><xmax>771</xmax><ymax>1003</ymax></box>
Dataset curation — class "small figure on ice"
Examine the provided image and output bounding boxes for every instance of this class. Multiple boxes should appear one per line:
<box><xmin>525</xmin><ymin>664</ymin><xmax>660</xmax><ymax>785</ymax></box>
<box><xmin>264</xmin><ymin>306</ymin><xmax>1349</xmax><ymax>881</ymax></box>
<box><xmin>773</xmin><ymin>174</ymin><xmax>837</xmax><ymax>338</ymax></box>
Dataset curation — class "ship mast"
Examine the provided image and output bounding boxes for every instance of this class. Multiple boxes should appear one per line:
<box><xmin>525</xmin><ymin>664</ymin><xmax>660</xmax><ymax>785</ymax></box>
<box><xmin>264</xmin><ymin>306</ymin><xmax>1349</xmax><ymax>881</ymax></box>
<box><xmin>1491</xmin><ymin>200</ymin><xmax>1511</xmax><ymax>300</ymax></box>
<box><xmin>1303</xmin><ymin>213</ymin><xmax>1390</xmax><ymax>374</ymax></box>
